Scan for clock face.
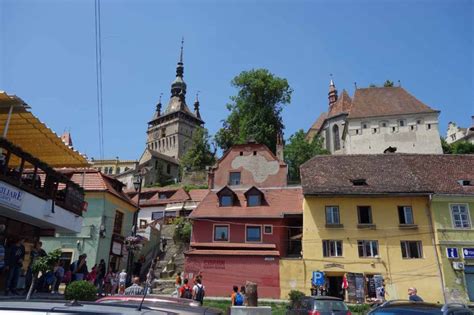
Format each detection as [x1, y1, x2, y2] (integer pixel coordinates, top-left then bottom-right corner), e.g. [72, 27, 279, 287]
[153, 131, 160, 140]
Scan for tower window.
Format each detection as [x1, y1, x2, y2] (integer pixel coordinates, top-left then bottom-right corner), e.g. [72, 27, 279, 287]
[333, 125, 340, 151]
[399, 120, 405, 127]
[427, 124, 431, 130]
[253, 151, 257, 156]
[229, 172, 241, 186]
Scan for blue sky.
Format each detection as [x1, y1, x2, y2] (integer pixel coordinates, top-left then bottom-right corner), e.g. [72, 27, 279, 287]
[1, 0, 472, 160]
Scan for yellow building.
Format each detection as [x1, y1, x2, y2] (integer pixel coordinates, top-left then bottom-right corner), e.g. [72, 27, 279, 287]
[281, 154, 447, 303]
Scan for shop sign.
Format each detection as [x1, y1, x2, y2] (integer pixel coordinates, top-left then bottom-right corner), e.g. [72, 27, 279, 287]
[112, 242, 122, 255]
[0, 182, 24, 210]
[203, 259, 225, 270]
[324, 263, 344, 269]
[446, 247, 459, 259]
[463, 248, 474, 259]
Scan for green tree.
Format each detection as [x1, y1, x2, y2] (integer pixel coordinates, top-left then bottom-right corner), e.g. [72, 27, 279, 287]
[26, 249, 61, 300]
[383, 80, 394, 87]
[215, 69, 293, 153]
[451, 141, 474, 154]
[284, 130, 329, 182]
[181, 127, 215, 171]
[441, 137, 452, 154]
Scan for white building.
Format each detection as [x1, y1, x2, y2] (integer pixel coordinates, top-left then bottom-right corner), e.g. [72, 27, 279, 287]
[307, 81, 443, 154]
[446, 117, 474, 144]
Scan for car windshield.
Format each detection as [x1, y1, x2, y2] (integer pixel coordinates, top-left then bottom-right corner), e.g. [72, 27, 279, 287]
[314, 300, 348, 311]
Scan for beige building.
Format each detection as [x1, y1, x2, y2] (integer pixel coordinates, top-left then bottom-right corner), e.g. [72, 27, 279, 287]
[446, 117, 474, 144]
[307, 81, 443, 154]
[90, 158, 138, 176]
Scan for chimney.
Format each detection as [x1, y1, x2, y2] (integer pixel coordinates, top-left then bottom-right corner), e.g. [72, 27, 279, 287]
[276, 132, 284, 161]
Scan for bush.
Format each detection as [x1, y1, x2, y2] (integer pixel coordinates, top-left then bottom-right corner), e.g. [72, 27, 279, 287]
[172, 217, 192, 243]
[288, 290, 305, 308]
[64, 280, 97, 301]
[349, 304, 371, 314]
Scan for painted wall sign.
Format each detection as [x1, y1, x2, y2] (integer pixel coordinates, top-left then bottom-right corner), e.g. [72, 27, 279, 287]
[446, 247, 459, 259]
[463, 248, 474, 259]
[203, 259, 225, 270]
[0, 181, 24, 210]
[324, 263, 344, 269]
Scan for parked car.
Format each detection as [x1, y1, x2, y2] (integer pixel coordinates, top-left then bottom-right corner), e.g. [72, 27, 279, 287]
[287, 296, 352, 315]
[96, 295, 222, 314]
[367, 300, 473, 315]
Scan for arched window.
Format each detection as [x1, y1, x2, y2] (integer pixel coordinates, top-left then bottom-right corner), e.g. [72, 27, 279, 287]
[333, 125, 340, 151]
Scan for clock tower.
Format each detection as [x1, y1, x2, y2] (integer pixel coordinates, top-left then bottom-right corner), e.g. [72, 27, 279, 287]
[146, 40, 204, 160]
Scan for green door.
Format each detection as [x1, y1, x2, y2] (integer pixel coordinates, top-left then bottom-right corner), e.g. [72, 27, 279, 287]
[465, 265, 474, 302]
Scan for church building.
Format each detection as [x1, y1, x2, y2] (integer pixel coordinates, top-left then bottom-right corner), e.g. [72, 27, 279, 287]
[306, 81, 443, 154]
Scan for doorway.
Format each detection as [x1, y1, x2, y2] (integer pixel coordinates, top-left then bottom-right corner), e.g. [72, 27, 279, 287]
[327, 276, 344, 298]
[465, 265, 474, 302]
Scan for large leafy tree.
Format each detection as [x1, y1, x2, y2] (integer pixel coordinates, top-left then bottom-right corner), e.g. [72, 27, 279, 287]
[441, 138, 474, 154]
[284, 129, 329, 182]
[215, 69, 293, 153]
[181, 127, 215, 171]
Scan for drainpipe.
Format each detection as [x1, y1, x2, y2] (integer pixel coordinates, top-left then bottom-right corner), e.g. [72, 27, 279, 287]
[427, 193, 447, 303]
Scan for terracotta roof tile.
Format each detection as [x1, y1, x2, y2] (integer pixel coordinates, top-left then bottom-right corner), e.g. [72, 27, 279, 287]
[328, 89, 352, 118]
[306, 112, 328, 140]
[189, 187, 302, 218]
[348, 87, 438, 119]
[188, 189, 210, 202]
[127, 187, 191, 206]
[301, 154, 474, 195]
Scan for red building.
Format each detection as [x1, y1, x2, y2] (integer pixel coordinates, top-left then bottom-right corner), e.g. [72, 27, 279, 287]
[185, 141, 302, 298]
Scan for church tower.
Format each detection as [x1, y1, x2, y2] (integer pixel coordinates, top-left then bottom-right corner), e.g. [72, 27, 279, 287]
[146, 39, 204, 160]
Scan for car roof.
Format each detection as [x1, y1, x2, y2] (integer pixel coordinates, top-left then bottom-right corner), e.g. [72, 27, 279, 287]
[303, 296, 345, 301]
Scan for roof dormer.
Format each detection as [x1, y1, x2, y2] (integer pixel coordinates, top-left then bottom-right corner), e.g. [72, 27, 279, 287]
[217, 186, 239, 207]
[244, 186, 266, 207]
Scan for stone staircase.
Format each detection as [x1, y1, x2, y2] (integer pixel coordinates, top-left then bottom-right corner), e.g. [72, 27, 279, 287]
[151, 224, 187, 295]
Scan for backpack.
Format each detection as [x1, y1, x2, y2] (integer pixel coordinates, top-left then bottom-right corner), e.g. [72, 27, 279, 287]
[182, 286, 193, 299]
[235, 293, 244, 306]
[194, 284, 205, 303]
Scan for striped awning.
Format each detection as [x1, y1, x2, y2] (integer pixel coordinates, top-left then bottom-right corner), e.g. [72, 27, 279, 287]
[0, 91, 89, 168]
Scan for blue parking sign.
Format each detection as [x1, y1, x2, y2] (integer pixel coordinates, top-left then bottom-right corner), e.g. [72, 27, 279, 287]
[446, 247, 459, 259]
[312, 271, 325, 286]
[463, 248, 474, 259]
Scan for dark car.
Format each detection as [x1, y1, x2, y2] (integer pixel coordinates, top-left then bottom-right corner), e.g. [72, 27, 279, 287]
[287, 296, 352, 315]
[367, 300, 473, 315]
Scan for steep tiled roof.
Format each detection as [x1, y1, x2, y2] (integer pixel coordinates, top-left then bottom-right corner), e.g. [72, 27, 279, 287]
[301, 154, 474, 195]
[127, 187, 191, 206]
[328, 89, 352, 118]
[190, 187, 302, 218]
[188, 189, 210, 202]
[348, 87, 438, 119]
[306, 112, 328, 140]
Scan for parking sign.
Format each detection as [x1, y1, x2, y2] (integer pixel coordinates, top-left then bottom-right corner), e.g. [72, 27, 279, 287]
[446, 247, 459, 259]
[312, 271, 325, 286]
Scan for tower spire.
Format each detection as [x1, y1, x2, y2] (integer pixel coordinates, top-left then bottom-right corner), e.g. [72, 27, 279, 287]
[194, 91, 201, 119]
[170, 38, 187, 100]
[328, 74, 338, 107]
[179, 37, 184, 64]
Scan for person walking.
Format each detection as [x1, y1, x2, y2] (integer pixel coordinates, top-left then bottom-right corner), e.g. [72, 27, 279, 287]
[179, 278, 193, 299]
[96, 259, 106, 295]
[4, 237, 25, 296]
[118, 269, 127, 295]
[70, 254, 88, 282]
[124, 277, 144, 295]
[25, 241, 46, 294]
[111, 270, 119, 295]
[231, 285, 244, 306]
[192, 277, 205, 306]
[408, 287, 423, 301]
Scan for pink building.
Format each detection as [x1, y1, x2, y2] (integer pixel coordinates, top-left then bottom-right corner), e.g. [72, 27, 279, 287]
[185, 142, 302, 298]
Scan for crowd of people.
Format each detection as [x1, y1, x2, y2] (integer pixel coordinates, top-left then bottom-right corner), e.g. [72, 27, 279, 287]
[173, 272, 206, 305]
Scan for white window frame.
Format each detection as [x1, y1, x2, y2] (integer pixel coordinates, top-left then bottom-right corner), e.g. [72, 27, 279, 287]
[245, 224, 262, 243]
[401, 241, 423, 259]
[322, 240, 343, 257]
[263, 225, 273, 235]
[213, 224, 230, 242]
[450, 203, 471, 229]
[325, 206, 340, 224]
[357, 240, 379, 258]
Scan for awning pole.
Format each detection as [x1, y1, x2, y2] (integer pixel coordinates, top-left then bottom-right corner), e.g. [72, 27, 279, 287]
[3, 105, 14, 138]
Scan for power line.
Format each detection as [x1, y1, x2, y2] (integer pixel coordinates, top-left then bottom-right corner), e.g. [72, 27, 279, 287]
[94, 0, 104, 159]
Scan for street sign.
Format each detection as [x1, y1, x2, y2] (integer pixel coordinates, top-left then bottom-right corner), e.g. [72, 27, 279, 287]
[463, 248, 474, 259]
[446, 247, 459, 259]
[312, 271, 325, 286]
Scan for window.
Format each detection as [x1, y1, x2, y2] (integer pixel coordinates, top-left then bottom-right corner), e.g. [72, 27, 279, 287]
[333, 125, 340, 151]
[401, 241, 423, 259]
[322, 240, 343, 257]
[381, 122, 387, 128]
[373, 128, 377, 133]
[416, 119, 422, 124]
[253, 151, 257, 156]
[451, 204, 471, 229]
[410, 125, 415, 131]
[151, 211, 164, 220]
[392, 126, 396, 132]
[214, 225, 229, 241]
[247, 194, 261, 207]
[399, 120, 405, 127]
[161, 128, 166, 137]
[362, 123, 368, 129]
[264, 225, 273, 234]
[159, 193, 167, 200]
[325, 206, 340, 224]
[104, 167, 109, 174]
[139, 219, 147, 228]
[246, 226, 262, 242]
[357, 206, 372, 224]
[356, 129, 359, 135]
[358, 240, 379, 257]
[220, 195, 233, 207]
[113, 211, 124, 235]
[97, 167, 102, 172]
[398, 206, 414, 224]
[427, 124, 431, 130]
[229, 172, 241, 185]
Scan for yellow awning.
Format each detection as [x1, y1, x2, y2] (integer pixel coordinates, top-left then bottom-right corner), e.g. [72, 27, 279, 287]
[0, 91, 89, 168]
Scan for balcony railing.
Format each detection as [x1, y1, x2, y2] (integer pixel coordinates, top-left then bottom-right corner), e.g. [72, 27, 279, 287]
[0, 137, 84, 216]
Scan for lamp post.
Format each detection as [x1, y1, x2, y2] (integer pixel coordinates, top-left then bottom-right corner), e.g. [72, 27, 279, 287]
[126, 172, 143, 284]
